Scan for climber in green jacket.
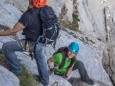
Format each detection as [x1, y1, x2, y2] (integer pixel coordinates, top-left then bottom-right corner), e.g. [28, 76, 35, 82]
[47, 42, 94, 85]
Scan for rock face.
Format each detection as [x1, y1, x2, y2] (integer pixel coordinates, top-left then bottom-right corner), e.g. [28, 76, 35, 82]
[0, 0, 115, 86]
[49, 75, 72, 86]
[0, 66, 20, 86]
[78, 0, 106, 40]
[68, 77, 109, 86]
[103, 48, 115, 85]
[5, 0, 29, 12]
[0, 1, 22, 28]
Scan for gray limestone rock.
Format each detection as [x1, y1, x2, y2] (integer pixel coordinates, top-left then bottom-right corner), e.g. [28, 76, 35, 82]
[68, 77, 109, 86]
[0, 0, 114, 86]
[0, 66, 19, 86]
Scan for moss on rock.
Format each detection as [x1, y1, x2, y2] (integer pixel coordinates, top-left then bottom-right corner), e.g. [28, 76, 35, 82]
[0, 50, 38, 86]
[59, 1, 80, 32]
[18, 65, 38, 86]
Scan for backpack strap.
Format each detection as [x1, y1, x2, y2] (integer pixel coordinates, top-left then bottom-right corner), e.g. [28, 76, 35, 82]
[68, 57, 76, 69]
[58, 51, 76, 69]
[59, 51, 67, 69]
[52, 24, 60, 49]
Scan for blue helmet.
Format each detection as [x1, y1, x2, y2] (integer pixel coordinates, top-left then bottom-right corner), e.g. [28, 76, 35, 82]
[68, 42, 79, 54]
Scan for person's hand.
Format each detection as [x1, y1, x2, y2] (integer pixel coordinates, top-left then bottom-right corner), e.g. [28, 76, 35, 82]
[50, 67, 55, 72]
[49, 66, 54, 71]
[62, 74, 68, 79]
[48, 67, 56, 75]
[50, 67, 58, 71]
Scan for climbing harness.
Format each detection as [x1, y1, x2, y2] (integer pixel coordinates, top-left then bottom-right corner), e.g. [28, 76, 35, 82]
[15, 35, 25, 51]
[15, 35, 35, 60]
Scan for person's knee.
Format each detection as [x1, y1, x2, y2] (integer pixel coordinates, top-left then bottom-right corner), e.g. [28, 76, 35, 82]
[77, 61, 84, 67]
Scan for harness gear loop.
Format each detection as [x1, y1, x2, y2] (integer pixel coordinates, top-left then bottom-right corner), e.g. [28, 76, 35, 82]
[15, 35, 25, 51]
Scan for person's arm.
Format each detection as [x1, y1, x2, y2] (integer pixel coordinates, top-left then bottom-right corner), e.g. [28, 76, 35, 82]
[63, 61, 75, 79]
[0, 11, 30, 36]
[0, 22, 25, 36]
[47, 57, 54, 70]
[64, 67, 73, 78]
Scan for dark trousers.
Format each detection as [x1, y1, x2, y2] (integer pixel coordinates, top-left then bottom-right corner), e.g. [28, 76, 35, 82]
[72, 60, 89, 81]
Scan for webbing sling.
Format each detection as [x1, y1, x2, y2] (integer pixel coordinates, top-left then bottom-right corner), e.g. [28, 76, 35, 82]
[59, 51, 66, 69]
[58, 51, 76, 69]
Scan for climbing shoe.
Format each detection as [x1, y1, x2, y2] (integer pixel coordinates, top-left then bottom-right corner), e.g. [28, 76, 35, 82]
[83, 78, 95, 85]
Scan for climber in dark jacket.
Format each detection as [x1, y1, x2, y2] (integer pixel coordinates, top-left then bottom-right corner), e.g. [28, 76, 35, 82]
[47, 42, 95, 85]
[0, 0, 49, 86]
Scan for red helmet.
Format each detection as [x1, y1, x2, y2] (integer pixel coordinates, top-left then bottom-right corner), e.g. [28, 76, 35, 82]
[31, 0, 47, 8]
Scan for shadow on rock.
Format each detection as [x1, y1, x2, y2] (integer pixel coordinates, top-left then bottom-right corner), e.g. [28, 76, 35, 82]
[0, 49, 10, 69]
[68, 77, 109, 86]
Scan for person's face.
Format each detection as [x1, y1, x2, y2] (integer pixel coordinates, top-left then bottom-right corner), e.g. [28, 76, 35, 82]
[67, 50, 76, 59]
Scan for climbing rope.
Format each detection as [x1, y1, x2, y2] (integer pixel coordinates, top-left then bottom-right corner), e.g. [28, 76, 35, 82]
[52, 81, 58, 86]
